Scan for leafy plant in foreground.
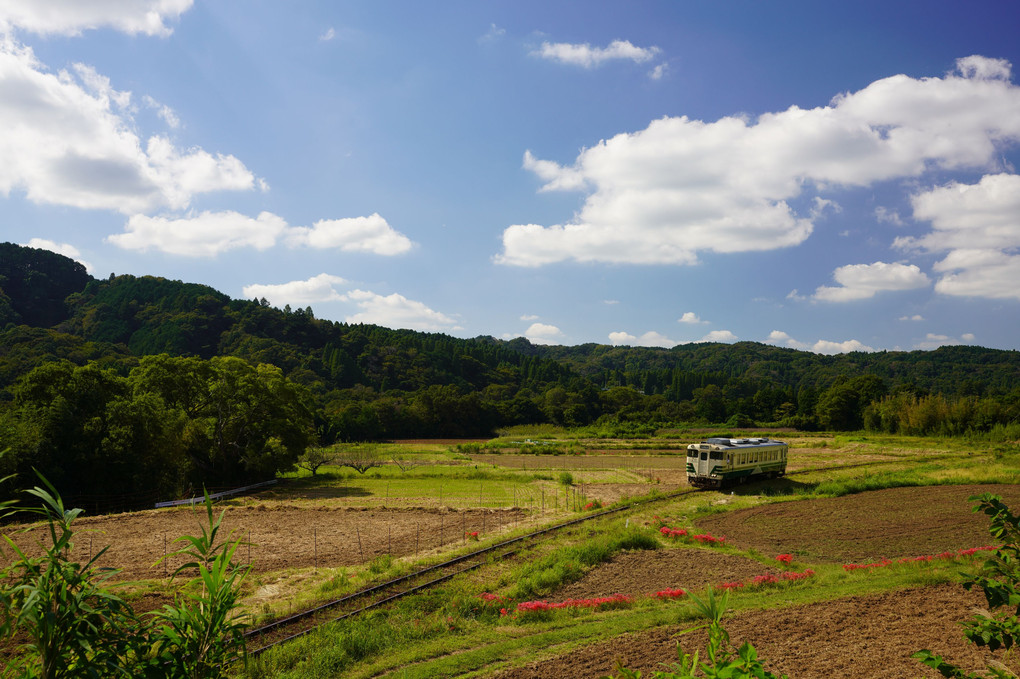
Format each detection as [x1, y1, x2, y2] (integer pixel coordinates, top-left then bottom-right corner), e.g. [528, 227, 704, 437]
[0, 474, 138, 678]
[602, 589, 786, 679]
[0, 474, 251, 678]
[142, 492, 252, 678]
[914, 493, 1020, 678]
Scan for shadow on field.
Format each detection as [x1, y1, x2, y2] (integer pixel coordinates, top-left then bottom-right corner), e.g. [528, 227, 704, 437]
[725, 477, 815, 498]
[255, 476, 375, 500]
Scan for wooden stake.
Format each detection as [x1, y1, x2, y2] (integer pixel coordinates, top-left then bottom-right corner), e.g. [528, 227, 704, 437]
[357, 525, 364, 562]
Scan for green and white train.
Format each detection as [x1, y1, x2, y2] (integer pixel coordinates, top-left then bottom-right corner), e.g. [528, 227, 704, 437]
[686, 437, 788, 489]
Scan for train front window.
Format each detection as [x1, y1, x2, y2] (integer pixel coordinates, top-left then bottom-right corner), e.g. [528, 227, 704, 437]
[710, 451, 723, 460]
[687, 449, 698, 458]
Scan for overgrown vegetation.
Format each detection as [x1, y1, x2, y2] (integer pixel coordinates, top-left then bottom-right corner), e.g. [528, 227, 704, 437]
[0, 476, 250, 678]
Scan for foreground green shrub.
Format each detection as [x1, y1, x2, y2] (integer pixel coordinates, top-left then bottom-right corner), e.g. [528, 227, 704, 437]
[0, 476, 137, 677]
[0, 475, 250, 678]
[914, 493, 1020, 678]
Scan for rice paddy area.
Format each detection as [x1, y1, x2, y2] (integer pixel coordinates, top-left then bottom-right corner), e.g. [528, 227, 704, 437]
[4, 428, 1020, 678]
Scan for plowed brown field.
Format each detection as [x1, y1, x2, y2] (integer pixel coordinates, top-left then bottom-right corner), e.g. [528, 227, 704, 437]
[494, 484, 1020, 678]
[1, 504, 525, 580]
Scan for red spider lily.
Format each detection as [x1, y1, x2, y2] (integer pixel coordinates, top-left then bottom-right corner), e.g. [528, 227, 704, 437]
[780, 569, 815, 580]
[691, 533, 726, 545]
[718, 581, 744, 590]
[659, 526, 726, 545]
[654, 587, 687, 599]
[479, 592, 504, 603]
[776, 553, 793, 565]
[515, 594, 632, 614]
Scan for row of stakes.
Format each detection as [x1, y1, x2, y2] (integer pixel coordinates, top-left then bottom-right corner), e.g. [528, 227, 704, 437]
[144, 482, 592, 576]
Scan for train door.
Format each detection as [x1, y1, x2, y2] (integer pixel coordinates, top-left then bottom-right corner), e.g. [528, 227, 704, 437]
[695, 444, 713, 478]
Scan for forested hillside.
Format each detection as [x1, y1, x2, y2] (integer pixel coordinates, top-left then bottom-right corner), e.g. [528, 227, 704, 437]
[1, 242, 1018, 507]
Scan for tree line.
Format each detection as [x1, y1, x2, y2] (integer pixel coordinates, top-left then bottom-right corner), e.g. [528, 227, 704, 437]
[1, 242, 1019, 503]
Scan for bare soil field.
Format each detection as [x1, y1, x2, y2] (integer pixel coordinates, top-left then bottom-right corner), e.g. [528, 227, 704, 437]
[492, 484, 1020, 678]
[495, 584, 1006, 679]
[1, 504, 526, 580]
[695, 484, 1020, 562]
[555, 548, 778, 600]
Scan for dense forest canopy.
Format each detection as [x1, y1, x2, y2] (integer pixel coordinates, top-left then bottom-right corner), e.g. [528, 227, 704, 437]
[1, 242, 1018, 507]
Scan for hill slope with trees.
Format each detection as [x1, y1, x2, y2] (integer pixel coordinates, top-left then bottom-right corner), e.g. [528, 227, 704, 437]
[1, 242, 1018, 506]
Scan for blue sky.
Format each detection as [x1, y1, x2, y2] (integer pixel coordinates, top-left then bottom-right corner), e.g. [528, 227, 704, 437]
[2, 1, 1019, 353]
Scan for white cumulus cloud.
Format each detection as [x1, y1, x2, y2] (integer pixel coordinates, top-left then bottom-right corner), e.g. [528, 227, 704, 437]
[287, 213, 413, 255]
[108, 210, 412, 257]
[0, 0, 193, 37]
[932, 249, 1020, 300]
[342, 290, 460, 332]
[765, 330, 873, 354]
[242, 274, 348, 306]
[812, 339, 875, 354]
[110, 211, 288, 256]
[531, 39, 660, 68]
[914, 332, 977, 350]
[608, 331, 678, 348]
[813, 262, 930, 302]
[700, 330, 737, 343]
[0, 37, 256, 214]
[765, 330, 809, 350]
[896, 173, 1020, 300]
[678, 312, 707, 324]
[525, 323, 564, 345]
[497, 56, 1020, 267]
[21, 238, 92, 272]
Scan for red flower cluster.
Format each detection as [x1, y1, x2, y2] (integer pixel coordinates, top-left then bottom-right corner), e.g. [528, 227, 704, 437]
[659, 526, 727, 545]
[478, 592, 505, 603]
[660, 526, 688, 538]
[583, 501, 602, 511]
[844, 545, 999, 571]
[776, 553, 793, 565]
[717, 569, 816, 590]
[654, 587, 687, 599]
[692, 533, 726, 545]
[465, 531, 479, 540]
[515, 594, 632, 614]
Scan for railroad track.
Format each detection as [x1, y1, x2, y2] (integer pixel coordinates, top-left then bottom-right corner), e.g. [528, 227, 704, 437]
[244, 456, 934, 656]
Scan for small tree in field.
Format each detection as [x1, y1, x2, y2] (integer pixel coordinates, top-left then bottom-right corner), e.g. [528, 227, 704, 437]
[295, 447, 333, 476]
[915, 493, 1020, 678]
[334, 443, 383, 474]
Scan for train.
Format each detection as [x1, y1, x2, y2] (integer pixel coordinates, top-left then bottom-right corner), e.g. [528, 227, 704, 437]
[686, 437, 788, 489]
